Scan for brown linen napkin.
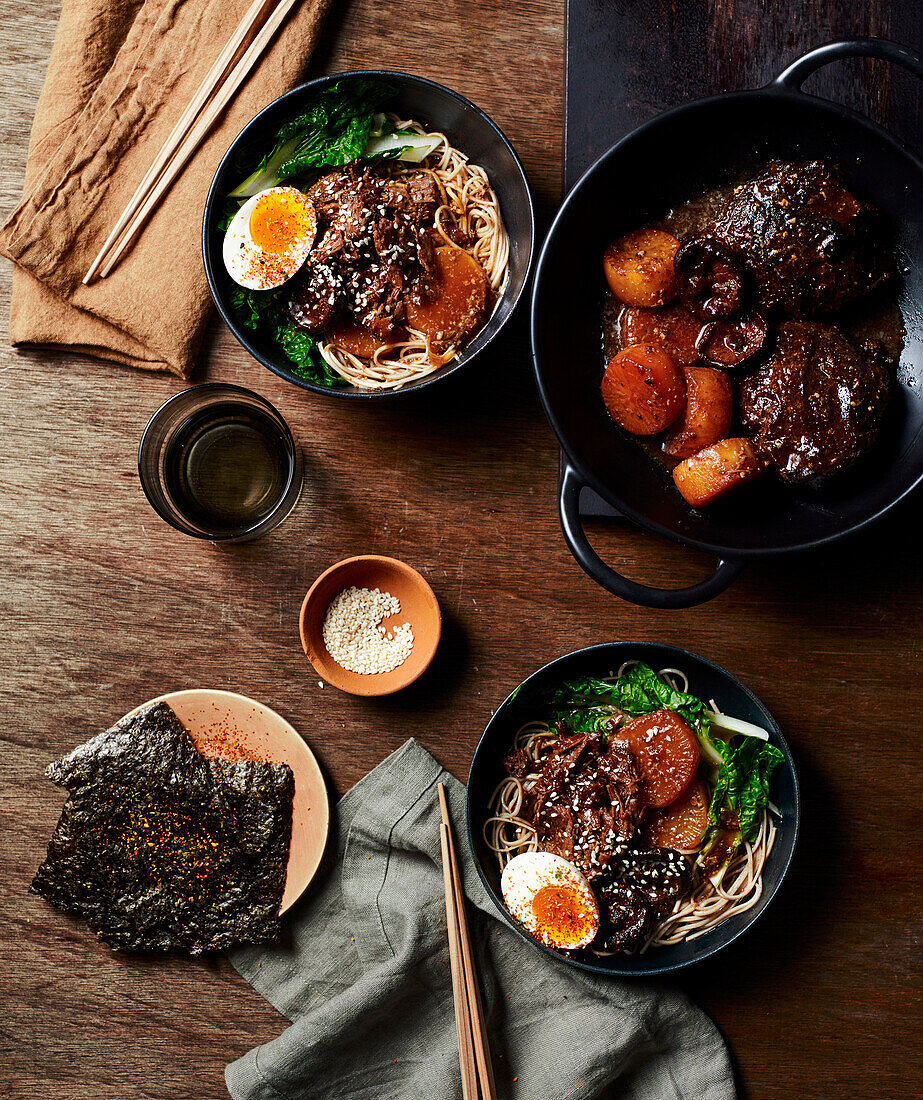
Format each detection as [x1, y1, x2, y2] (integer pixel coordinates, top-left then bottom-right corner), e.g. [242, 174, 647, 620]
[0, 0, 334, 376]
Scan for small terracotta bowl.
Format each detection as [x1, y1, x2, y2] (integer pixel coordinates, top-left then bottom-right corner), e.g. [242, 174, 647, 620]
[299, 556, 441, 696]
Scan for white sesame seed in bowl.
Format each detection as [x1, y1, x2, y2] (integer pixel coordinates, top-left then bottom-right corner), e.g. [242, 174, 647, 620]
[321, 586, 414, 675]
[299, 555, 441, 696]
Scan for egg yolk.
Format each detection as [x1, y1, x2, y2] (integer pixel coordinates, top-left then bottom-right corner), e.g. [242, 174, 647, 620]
[249, 192, 313, 256]
[531, 884, 597, 947]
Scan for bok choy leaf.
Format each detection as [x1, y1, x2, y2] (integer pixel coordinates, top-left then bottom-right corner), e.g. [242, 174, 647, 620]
[707, 736, 784, 841]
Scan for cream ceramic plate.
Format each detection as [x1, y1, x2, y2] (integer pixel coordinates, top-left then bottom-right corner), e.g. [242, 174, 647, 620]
[123, 689, 329, 913]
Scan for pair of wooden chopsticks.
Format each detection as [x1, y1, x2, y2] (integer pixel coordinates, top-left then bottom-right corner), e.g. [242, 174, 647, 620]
[83, 0, 299, 284]
[437, 783, 496, 1100]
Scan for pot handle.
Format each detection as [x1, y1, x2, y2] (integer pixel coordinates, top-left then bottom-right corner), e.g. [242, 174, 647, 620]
[558, 463, 744, 609]
[773, 37, 923, 91]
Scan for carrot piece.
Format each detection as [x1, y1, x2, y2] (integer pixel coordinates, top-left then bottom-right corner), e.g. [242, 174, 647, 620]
[672, 437, 765, 507]
[405, 246, 487, 342]
[663, 365, 734, 459]
[601, 344, 686, 435]
[642, 779, 709, 849]
[620, 709, 700, 808]
[604, 229, 680, 307]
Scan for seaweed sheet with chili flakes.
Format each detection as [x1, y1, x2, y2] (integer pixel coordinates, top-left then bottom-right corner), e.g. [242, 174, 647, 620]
[31, 701, 294, 954]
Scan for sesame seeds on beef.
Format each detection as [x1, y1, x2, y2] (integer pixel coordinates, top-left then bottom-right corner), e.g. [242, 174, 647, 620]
[286, 164, 443, 339]
[595, 846, 693, 952]
[514, 730, 643, 881]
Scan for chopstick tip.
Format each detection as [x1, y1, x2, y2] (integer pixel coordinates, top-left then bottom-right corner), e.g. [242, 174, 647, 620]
[437, 781, 450, 823]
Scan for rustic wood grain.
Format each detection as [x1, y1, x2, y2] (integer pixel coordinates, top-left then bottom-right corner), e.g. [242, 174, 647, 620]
[0, 1, 921, 1098]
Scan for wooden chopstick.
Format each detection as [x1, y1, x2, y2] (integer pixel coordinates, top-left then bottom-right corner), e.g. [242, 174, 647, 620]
[440, 821, 478, 1100]
[87, 0, 303, 282]
[82, 0, 278, 284]
[94, 0, 303, 279]
[438, 782, 497, 1100]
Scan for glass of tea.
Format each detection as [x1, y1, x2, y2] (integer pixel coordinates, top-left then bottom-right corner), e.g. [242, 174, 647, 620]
[138, 384, 303, 542]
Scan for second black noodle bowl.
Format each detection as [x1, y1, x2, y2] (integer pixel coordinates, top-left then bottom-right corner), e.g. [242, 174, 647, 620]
[466, 642, 800, 977]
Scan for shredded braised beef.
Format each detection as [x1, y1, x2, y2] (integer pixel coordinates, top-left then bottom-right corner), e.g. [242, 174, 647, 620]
[285, 164, 440, 339]
[506, 727, 643, 880]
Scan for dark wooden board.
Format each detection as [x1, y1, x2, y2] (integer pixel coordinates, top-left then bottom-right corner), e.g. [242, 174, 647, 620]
[1, 1, 921, 1098]
[565, 0, 923, 188]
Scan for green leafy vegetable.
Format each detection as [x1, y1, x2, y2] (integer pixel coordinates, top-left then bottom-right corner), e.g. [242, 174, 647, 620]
[228, 79, 396, 197]
[708, 711, 770, 741]
[608, 663, 711, 730]
[565, 707, 619, 736]
[229, 286, 278, 331]
[699, 825, 742, 888]
[707, 737, 784, 841]
[541, 676, 623, 734]
[272, 320, 342, 387]
[281, 112, 374, 176]
[226, 288, 343, 388]
[229, 138, 301, 199]
[363, 131, 441, 162]
[544, 675, 624, 716]
[216, 199, 239, 232]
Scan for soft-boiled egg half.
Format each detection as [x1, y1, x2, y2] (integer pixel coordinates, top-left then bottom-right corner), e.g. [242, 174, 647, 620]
[223, 186, 317, 290]
[500, 851, 599, 950]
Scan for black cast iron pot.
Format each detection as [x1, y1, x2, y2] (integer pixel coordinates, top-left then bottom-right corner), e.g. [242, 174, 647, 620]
[532, 39, 923, 608]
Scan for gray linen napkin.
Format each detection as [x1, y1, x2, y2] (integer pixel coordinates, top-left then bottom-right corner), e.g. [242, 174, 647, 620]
[226, 739, 736, 1100]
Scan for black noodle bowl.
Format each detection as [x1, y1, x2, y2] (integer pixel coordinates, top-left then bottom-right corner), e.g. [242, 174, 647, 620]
[203, 70, 534, 400]
[466, 642, 800, 976]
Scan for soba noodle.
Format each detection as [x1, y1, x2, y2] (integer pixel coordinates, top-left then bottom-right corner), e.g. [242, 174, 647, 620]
[318, 117, 510, 390]
[484, 665, 779, 954]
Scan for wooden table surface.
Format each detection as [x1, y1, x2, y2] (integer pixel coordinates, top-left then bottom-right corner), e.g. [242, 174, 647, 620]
[1, 1, 921, 1097]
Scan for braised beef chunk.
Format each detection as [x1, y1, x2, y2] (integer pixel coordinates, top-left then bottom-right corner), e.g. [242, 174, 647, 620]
[350, 263, 406, 337]
[286, 261, 343, 332]
[594, 883, 653, 951]
[289, 165, 443, 340]
[381, 172, 439, 225]
[704, 160, 892, 317]
[515, 731, 643, 879]
[501, 746, 533, 780]
[739, 320, 891, 481]
[435, 222, 476, 250]
[595, 847, 692, 952]
[306, 169, 353, 218]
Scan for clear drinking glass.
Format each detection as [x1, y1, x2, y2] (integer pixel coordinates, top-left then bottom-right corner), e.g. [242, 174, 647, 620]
[138, 384, 303, 542]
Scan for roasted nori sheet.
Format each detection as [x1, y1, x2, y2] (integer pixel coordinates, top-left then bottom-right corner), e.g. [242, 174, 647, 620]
[31, 701, 294, 954]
